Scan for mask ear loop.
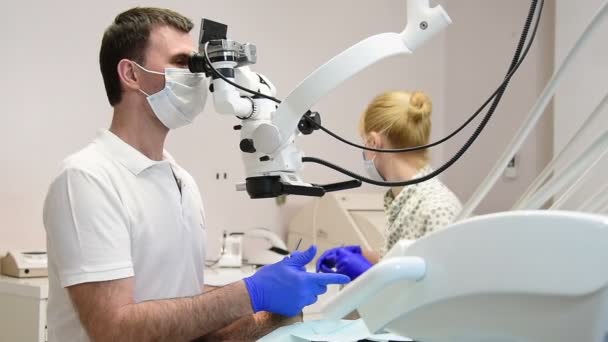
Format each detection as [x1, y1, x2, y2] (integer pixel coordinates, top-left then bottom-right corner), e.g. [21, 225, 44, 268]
[363, 135, 381, 161]
[132, 61, 165, 98]
[138, 89, 151, 97]
[132, 62, 165, 75]
[365, 131, 393, 181]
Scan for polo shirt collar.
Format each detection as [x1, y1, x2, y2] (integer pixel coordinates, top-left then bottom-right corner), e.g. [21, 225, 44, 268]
[96, 129, 172, 175]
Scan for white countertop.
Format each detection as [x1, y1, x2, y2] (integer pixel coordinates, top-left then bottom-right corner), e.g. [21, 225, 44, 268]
[0, 266, 256, 301]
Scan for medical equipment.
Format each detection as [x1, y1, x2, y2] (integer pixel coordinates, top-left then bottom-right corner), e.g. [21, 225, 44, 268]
[216, 232, 244, 268]
[189, 0, 548, 202]
[184, 0, 607, 339]
[190, 0, 456, 198]
[319, 210, 608, 341]
[1, 251, 47, 278]
[213, 228, 288, 267]
[242, 228, 289, 266]
[287, 192, 387, 262]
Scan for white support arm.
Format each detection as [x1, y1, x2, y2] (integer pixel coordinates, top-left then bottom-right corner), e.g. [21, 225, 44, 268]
[210, 64, 276, 118]
[321, 256, 426, 320]
[458, 0, 608, 219]
[578, 182, 608, 213]
[522, 132, 608, 210]
[252, 1, 451, 154]
[210, 61, 255, 117]
[550, 166, 597, 210]
[212, 79, 254, 117]
[514, 90, 608, 210]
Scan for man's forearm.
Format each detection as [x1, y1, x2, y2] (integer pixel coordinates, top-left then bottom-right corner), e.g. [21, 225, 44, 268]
[112, 281, 253, 341]
[199, 311, 302, 342]
[203, 285, 219, 293]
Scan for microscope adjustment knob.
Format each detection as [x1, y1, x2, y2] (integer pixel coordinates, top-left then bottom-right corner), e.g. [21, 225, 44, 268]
[240, 139, 256, 153]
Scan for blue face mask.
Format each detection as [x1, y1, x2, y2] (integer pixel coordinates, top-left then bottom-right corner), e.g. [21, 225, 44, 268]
[362, 151, 385, 182]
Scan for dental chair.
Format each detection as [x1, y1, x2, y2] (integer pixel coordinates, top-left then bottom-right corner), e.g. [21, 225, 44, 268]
[320, 210, 608, 341]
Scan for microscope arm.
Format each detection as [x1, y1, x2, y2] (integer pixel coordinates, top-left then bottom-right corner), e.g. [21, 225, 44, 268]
[252, 0, 451, 154]
[198, 0, 451, 198]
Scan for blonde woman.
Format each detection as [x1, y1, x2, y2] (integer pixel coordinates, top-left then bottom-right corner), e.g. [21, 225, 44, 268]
[316, 90, 462, 279]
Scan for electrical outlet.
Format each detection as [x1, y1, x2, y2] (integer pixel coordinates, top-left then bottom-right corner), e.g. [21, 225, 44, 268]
[504, 155, 518, 179]
[275, 195, 287, 206]
[215, 171, 229, 181]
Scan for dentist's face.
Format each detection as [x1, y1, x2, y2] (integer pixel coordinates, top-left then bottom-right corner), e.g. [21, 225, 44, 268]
[133, 25, 196, 96]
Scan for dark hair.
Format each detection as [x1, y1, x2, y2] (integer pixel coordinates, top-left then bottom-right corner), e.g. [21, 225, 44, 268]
[99, 7, 194, 106]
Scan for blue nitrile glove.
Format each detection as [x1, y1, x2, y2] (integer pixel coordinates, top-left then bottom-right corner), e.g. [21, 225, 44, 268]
[316, 245, 372, 280]
[243, 245, 350, 317]
[334, 248, 373, 280]
[316, 245, 364, 273]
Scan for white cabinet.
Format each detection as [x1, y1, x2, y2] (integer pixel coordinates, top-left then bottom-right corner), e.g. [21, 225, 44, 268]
[0, 275, 48, 342]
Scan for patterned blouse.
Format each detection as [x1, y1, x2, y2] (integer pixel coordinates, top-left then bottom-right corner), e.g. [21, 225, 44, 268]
[381, 165, 462, 255]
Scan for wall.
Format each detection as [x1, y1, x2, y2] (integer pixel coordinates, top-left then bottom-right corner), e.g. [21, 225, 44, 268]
[442, 0, 555, 215]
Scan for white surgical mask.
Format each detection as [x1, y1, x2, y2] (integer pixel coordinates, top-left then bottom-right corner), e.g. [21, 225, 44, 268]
[134, 62, 208, 129]
[362, 151, 385, 182]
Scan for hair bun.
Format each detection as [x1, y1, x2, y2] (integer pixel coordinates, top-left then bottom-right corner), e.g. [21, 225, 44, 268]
[409, 91, 432, 122]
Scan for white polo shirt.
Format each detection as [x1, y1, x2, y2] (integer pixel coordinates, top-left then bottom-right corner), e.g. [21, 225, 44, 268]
[43, 130, 206, 342]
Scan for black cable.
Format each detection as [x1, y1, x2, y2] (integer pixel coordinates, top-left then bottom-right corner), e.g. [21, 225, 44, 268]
[307, 0, 541, 154]
[303, 156, 438, 186]
[303, 0, 544, 187]
[202, 42, 282, 104]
